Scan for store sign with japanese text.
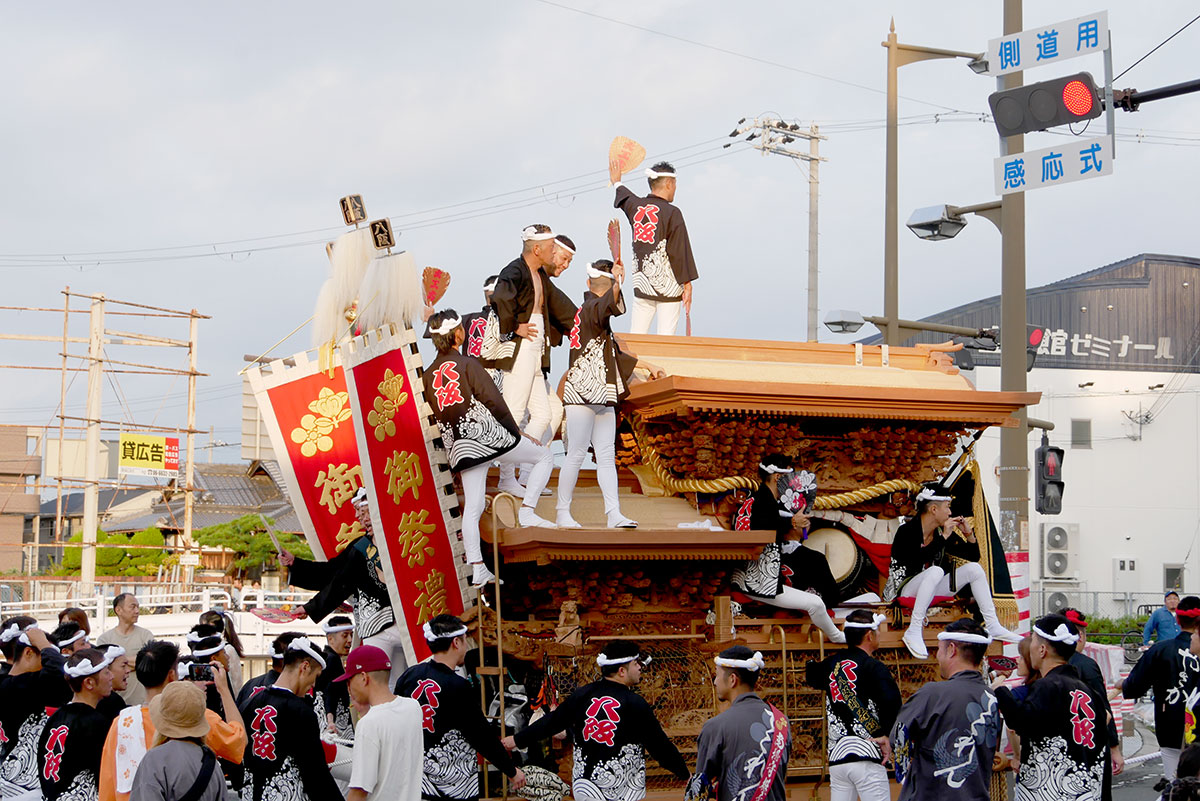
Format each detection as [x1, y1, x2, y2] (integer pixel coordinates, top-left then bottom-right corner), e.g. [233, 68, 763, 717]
[343, 333, 465, 664]
[117, 433, 179, 479]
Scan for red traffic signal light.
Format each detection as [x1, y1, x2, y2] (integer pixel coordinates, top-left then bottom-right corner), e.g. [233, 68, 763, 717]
[989, 72, 1104, 137]
[1035, 435, 1065, 515]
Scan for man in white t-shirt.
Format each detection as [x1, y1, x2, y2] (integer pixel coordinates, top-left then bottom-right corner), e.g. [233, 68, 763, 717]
[336, 644, 423, 801]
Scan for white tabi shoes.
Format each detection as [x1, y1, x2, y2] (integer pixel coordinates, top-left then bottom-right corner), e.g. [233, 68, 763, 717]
[518, 506, 556, 528]
[556, 512, 582, 529]
[607, 513, 638, 529]
[902, 626, 929, 659]
[471, 563, 500, 587]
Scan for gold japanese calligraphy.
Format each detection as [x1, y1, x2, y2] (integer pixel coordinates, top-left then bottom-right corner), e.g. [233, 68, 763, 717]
[412, 567, 448, 624]
[396, 509, 436, 568]
[384, 450, 423, 503]
[334, 520, 367, 553]
[367, 369, 409, 441]
[314, 463, 364, 515]
[289, 387, 352, 457]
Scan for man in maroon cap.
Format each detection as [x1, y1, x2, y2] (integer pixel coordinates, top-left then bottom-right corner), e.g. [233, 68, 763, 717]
[337, 645, 423, 801]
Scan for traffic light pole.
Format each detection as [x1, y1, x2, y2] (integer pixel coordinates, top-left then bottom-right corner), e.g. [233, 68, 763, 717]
[998, 0, 1031, 636]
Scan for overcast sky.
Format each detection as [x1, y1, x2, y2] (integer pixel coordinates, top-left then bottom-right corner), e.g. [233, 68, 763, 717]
[3, 1, 1198, 471]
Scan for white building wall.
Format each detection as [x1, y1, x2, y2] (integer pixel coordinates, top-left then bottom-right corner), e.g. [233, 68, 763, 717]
[968, 363, 1200, 596]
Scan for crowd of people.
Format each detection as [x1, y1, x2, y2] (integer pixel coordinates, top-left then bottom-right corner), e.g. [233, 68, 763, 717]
[4, 588, 1200, 801]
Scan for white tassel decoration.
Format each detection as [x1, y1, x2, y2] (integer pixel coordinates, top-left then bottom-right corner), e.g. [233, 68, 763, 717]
[311, 278, 341, 347]
[330, 228, 375, 327]
[357, 251, 422, 333]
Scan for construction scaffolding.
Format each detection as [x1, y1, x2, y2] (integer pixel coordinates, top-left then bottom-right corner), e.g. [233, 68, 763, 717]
[0, 288, 208, 591]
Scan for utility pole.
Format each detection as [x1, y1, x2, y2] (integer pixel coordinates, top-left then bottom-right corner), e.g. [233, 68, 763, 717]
[80, 295, 104, 595]
[184, 311, 199, 586]
[997, 0, 1031, 634]
[728, 118, 827, 340]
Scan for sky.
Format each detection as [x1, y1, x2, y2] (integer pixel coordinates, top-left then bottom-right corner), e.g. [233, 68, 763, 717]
[2, 1, 1198, 476]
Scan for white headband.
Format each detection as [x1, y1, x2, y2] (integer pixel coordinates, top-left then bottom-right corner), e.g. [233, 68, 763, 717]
[0, 622, 30, 643]
[586, 262, 613, 280]
[57, 629, 87, 649]
[937, 631, 993, 645]
[645, 167, 676, 179]
[323, 621, 355, 634]
[288, 637, 327, 669]
[596, 653, 638, 667]
[759, 463, 793, 474]
[423, 621, 468, 641]
[916, 488, 952, 503]
[190, 639, 225, 658]
[715, 652, 765, 671]
[844, 614, 888, 631]
[430, 315, 462, 336]
[103, 644, 126, 660]
[483, 279, 498, 293]
[521, 226, 555, 242]
[64, 655, 111, 679]
[271, 650, 284, 660]
[1033, 623, 1080, 645]
[352, 487, 369, 506]
[555, 238, 576, 254]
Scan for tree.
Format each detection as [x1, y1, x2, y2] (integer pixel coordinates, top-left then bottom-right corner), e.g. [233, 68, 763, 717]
[192, 515, 312, 573]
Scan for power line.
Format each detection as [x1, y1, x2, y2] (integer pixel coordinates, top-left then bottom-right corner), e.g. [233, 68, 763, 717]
[528, 0, 970, 113]
[1114, 11, 1200, 82]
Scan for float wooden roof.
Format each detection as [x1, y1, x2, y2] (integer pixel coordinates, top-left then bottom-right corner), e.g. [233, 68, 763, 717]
[618, 334, 1040, 427]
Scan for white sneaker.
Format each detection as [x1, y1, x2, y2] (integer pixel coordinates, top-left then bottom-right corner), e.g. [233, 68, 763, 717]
[518, 507, 556, 528]
[986, 621, 1023, 643]
[556, 512, 582, 529]
[903, 628, 929, 659]
[607, 513, 638, 529]
[471, 563, 498, 586]
[497, 479, 525, 496]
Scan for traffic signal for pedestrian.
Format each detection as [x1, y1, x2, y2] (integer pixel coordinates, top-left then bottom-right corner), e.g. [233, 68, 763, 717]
[1027, 325, 1048, 371]
[989, 72, 1104, 137]
[1034, 434, 1065, 515]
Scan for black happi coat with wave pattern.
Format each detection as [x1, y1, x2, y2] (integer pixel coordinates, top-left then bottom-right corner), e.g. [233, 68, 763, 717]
[423, 350, 520, 473]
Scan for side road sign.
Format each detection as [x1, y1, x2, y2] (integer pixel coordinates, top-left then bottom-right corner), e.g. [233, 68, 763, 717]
[994, 136, 1113, 195]
[985, 11, 1109, 77]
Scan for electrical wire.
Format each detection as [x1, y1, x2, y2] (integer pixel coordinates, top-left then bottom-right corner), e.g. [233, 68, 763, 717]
[1114, 12, 1200, 83]
[528, 0, 973, 113]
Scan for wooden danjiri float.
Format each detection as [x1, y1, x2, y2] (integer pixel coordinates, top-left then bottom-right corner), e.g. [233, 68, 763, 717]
[244, 196, 1040, 798]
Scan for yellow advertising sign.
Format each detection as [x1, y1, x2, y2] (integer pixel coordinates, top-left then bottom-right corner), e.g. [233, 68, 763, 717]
[117, 433, 180, 479]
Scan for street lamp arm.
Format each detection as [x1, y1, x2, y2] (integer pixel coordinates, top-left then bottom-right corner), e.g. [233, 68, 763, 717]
[948, 200, 1002, 233]
[863, 315, 994, 339]
[884, 42, 985, 67]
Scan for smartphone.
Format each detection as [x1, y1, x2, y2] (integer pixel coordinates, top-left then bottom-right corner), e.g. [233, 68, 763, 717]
[188, 663, 216, 682]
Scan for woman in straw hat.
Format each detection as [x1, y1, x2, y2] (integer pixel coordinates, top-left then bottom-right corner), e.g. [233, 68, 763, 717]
[129, 682, 226, 801]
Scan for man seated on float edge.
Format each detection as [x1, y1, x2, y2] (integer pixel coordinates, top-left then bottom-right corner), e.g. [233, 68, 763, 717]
[100, 639, 246, 801]
[883, 482, 1020, 659]
[424, 308, 556, 586]
[729, 454, 844, 643]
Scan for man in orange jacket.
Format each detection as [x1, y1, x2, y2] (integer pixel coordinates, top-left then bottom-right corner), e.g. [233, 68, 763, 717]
[99, 639, 246, 801]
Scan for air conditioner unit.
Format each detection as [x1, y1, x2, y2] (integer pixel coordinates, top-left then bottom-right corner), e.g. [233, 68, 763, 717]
[1041, 582, 1087, 616]
[1041, 523, 1080, 581]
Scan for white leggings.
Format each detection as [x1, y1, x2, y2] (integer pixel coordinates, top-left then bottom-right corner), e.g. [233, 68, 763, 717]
[763, 586, 842, 641]
[900, 562, 1001, 628]
[459, 438, 553, 562]
[629, 295, 681, 336]
[557, 404, 619, 516]
[500, 313, 550, 439]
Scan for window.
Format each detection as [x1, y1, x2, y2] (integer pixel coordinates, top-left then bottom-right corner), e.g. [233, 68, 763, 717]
[1165, 564, 1185, 593]
[1070, 418, 1092, 449]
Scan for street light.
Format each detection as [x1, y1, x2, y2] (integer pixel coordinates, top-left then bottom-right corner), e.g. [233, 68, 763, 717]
[823, 310, 866, 334]
[882, 20, 983, 346]
[905, 200, 1002, 241]
[824, 308, 996, 341]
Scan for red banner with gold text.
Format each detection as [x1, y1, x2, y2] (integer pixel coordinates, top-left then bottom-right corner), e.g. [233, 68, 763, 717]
[246, 355, 365, 561]
[342, 328, 466, 664]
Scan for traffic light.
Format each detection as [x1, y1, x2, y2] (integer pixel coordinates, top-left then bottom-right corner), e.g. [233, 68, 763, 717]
[1034, 434, 1065, 515]
[988, 72, 1104, 137]
[1027, 325, 1049, 372]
